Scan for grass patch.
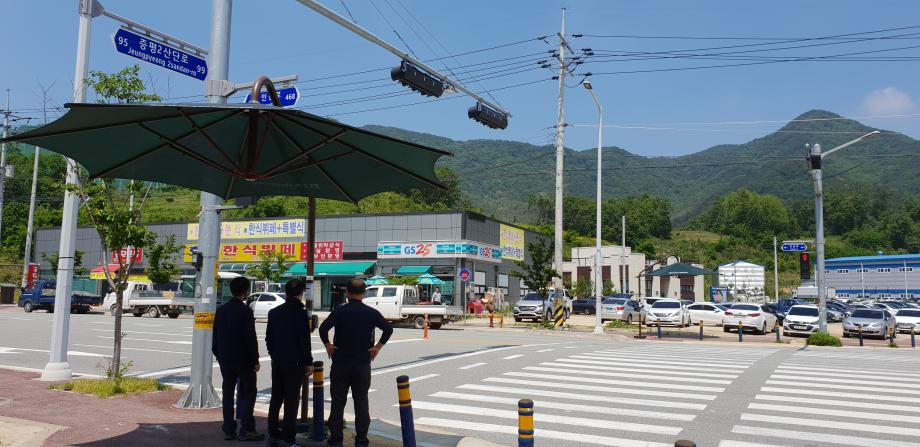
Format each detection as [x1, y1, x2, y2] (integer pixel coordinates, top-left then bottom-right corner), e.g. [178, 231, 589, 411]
[806, 331, 842, 347]
[49, 377, 170, 398]
[604, 320, 635, 329]
[888, 340, 898, 348]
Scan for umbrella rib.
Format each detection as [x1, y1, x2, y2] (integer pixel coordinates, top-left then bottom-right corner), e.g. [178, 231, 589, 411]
[8, 107, 219, 141]
[263, 121, 355, 202]
[137, 123, 236, 176]
[89, 110, 243, 179]
[277, 114, 444, 190]
[177, 108, 237, 168]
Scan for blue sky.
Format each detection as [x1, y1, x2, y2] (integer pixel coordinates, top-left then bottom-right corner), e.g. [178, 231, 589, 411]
[4, 0, 920, 156]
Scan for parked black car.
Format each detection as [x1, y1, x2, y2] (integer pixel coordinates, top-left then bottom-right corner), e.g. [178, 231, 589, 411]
[572, 297, 599, 315]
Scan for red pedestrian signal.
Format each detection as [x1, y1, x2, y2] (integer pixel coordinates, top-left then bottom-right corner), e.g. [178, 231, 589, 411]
[800, 253, 811, 280]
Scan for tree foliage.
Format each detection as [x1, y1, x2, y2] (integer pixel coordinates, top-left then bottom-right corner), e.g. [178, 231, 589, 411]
[689, 189, 792, 242]
[40, 250, 86, 276]
[572, 280, 593, 299]
[245, 250, 292, 283]
[87, 65, 162, 104]
[145, 235, 181, 286]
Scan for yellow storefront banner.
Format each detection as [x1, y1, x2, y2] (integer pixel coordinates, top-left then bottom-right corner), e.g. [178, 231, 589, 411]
[186, 219, 305, 241]
[184, 242, 301, 263]
[194, 312, 215, 330]
[500, 224, 525, 262]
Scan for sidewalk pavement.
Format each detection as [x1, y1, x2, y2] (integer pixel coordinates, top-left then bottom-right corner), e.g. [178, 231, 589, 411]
[0, 369, 500, 447]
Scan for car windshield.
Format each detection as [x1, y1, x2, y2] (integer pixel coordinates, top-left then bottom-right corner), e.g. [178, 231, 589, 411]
[897, 309, 920, 317]
[522, 293, 544, 301]
[603, 298, 627, 305]
[652, 301, 680, 309]
[882, 301, 907, 308]
[733, 304, 759, 311]
[788, 307, 819, 316]
[851, 309, 884, 319]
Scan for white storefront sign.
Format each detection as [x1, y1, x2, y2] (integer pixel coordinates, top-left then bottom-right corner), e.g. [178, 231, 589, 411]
[377, 240, 503, 264]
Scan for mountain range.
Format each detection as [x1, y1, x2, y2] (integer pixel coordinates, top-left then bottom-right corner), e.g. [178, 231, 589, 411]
[365, 110, 920, 224]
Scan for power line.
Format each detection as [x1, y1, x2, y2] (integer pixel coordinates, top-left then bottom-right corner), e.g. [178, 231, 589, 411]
[568, 112, 920, 128]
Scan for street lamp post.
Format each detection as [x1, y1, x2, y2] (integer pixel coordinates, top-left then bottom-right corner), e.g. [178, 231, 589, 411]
[807, 130, 880, 332]
[583, 81, 604, 335]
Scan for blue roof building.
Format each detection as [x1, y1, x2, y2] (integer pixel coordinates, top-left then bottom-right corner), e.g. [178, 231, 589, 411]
[825, 253, 920, 299]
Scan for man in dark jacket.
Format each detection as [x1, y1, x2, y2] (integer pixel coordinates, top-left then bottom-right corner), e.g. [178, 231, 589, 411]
[320, 278, 393, 447]
[212, 276, 263, 441]
[266, 278, 313, 445]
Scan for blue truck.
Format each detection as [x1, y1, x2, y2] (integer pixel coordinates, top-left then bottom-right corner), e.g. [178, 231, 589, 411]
[19, 280, 102, 314]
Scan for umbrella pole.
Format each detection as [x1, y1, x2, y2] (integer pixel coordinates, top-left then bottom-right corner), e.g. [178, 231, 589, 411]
[307, 196, 316, 294]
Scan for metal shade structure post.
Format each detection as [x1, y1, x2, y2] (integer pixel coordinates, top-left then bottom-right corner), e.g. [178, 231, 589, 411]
[583, 81, 604, 335]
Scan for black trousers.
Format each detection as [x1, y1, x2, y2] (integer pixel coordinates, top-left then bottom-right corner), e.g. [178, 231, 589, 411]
[267, 362, 305, 443]
[219, 362, 257, 435]
[328, 362, 372, 445]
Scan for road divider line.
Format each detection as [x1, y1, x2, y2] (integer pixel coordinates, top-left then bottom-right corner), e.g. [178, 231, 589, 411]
[748, 402, 920, 423]
[536, 349, 554, 352]
[97, 336, 192, 345]
[415, 417, 672, 447]
[488, 376, 718, 400]
[458, 384, 707, 410]
[459, 362, 486, 370]
[91, 328, 192, 337]
[410, 374, 439, 383]
[732, 425, 918, 447]
[740, 413, 920, 437]
[73, 343, 189, 355]
[501, 354, 523, 360]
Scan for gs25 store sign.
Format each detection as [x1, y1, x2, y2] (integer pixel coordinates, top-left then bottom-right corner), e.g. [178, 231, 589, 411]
[377, 241, 503, 263]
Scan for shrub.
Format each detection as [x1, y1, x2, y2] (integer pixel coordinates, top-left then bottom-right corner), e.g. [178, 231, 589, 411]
[806, 332, 842, 347]
[50, 377, 169, 398]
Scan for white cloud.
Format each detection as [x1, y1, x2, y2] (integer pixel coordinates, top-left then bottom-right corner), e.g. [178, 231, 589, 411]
[862, 87, 916, 115]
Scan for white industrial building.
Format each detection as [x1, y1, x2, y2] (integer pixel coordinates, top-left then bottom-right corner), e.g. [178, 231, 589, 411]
[718, 260, 766, 299]
[825, 253, 920, 300]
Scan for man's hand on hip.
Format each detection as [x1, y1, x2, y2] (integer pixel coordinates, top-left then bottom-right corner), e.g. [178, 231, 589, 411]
[369, 343, 384, 362]
[325, 343, 337, 358]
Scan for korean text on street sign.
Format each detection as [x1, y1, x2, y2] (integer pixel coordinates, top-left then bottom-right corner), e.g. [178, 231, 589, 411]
[113, 28, 207, 81]
[781, 242, 809, 252]
[245, 86, 300, 108]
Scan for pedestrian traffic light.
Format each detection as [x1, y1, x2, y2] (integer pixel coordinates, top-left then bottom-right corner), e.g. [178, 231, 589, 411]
[390, 61, 444, 98]
[468, 102, 509, 130]
[800, 252, 811, 280]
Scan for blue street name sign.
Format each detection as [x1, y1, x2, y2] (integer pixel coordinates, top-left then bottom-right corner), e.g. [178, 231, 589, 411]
[113, 28, 207, 81]
[781, 242, 808, 252]
[245, 86, 300, 108]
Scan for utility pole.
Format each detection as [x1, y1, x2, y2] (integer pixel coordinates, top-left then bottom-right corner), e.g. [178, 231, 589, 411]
[23, 85, 53, 287]
[621, 215, 626, 293]
[773, 237, 779, 302]
[0, 92, 10, 240]
[552, 8, 573, 305]
[177, 0, 231, 408]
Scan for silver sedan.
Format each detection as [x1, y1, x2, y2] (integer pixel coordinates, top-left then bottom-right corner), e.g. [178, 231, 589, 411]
[599, 298, 645, 324]
[842, 308, 897, 339]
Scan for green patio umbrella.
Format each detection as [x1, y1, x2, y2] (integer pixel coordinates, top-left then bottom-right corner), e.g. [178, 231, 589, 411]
[366, 275, 389, 285]
[2, 102, 450, 200]
[417, 273, 446, 285]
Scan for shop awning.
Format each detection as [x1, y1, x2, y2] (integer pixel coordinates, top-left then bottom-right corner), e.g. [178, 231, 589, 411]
[642, 263, 717, 277]
[89, 264, 149, 282]
[285, 261, 375, 277]
[395, 265, 432, 275]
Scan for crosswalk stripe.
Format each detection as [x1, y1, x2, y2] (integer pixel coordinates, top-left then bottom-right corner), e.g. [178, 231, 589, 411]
[415, 417, 673, 447]
[748, 402, 920, 424]
[740, 413, 920, 437]
[520, 366, 729, 389]
[430, 391, 697, 422]
[765, 380, 919, 396]
[760, 386, 919, 404]
[459, 362, 486, 370]
[502, 354, 524, 360]
[775, 365, 917, 379]
[536, 348, 554, 352]
[780, 363, 919, 376]
[717, 441, 792, 447]
[557, 357, 738, 374]
[770, 374, 920, 390]
[409, 400, 683, 435]
[546, 360, 739, 379]
[486, 376, 717, 401]
[458, 384, 707, 410]
[755, 394, 920, 413]
[594, 349, 765, 361]
[732, 425, 918, 447]
[573, 354, 749, 369]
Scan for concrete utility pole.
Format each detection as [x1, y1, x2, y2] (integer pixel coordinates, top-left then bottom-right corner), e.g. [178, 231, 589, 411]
[177, 0, 231, 409]
[42, 0, 95, 382]
[0, 93, 9, 239]
[621, 215, 626, 293]
[21, 85, 52, 288]
[773, 237, 779, 302]
[552, 9, 573, 303]
[582, 81, 603, 334]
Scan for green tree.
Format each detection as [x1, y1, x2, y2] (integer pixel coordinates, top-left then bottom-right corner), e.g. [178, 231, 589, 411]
[386, 275, 419, 285]
[602, 279, 616, 296]
[145, 235, 181, 286]
[510, 238, 559, 323]
[245, 250, 292, 283]
[86, 65, 162, 104]
[40, 250, 86, 276]
[692, 189, 791, 241]
[572, 280, 593, 299]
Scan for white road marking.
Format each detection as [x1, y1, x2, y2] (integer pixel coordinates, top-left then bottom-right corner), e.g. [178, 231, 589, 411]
[430, 391, 696, 421]
[771, 373, 920, 389]
[776, 364, 917, 378]
[501, 354, 523, 360]
[459, 362, 486, 370]
[581, 353, 750, 369]
[535, 348, 553, 353]
[0, 364, 100, 377]
[765, 380, 918, 395]
[458, 384, 707, 410]
[513, 369, 726, 392]
[760, 386, 918, 404]
[775, 367, 918, 381]
[73, 344, 189, 356]
[557, 357, 736, 373]
[740, 413, 920, 437]
[409, 400, 682, 435]
[748, 402, 920, 423]
[754, 394, 920, 413]
[97, 336, 192, 345]
[416, 417, 672, 447]
[91, 328, 191, 337]
[547, 360, 739, 379]
[411, 374, 439, 383]
[367, 344, 549, 377]
[717, 441, 792, 447]
[539, 363, 736, 383]
[0, 346, 108, 357]
[88, 321, 110, 325]
[486, 376, 717, 401]
[135, 323, 164, 327]
[732, 425, 918, 447]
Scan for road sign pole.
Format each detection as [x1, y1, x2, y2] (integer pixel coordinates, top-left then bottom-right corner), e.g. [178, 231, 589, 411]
[811, 144, 828, 333]
[177, 0, 230, 409]
[773, 237, 779, 302]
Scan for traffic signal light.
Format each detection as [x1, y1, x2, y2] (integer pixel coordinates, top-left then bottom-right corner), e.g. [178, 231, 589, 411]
[800, 252, 811, 280]
[390, 61, 444, 98]
[468, 102, 509, 130]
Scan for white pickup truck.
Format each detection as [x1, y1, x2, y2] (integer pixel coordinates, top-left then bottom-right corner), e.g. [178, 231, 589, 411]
[103, 280, 195, 319]
[363, 285, 462, 330]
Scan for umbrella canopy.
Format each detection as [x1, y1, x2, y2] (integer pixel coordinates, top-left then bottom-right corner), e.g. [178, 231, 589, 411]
[642, 263, 717, 277]
[3, 102, 450, 201]
[366, 275, 389, 285]
[417, 273, 446, 285]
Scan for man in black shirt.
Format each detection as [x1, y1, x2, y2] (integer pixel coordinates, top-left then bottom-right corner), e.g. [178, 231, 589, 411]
[266, 279, 313, 446]
[212, 276, 264, 441]
[320, 278, 393, 447]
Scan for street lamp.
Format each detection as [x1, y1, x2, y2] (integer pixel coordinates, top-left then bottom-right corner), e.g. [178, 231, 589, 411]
[583, 81, 604, 335]
[807, 130, 880, 332]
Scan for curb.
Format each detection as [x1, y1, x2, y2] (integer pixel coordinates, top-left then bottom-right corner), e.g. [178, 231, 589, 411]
[0, 416, 64, 447]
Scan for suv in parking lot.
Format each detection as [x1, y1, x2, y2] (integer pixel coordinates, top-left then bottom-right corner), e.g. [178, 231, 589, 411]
[513, 291, 571, 322]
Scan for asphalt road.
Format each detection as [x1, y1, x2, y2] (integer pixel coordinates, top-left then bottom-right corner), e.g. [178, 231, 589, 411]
[3, 307, 920, 447]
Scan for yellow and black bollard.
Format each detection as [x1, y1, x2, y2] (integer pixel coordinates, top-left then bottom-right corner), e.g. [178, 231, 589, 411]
[775, 320, 781, 342]
[396, 375, 417, 447]
[674, 440, 697, 447]
[858, 325, 864, 347]
[698, 320, 704, 341]
[738, 321, 743, 342]
[518, 399, 534, 447]
[912, 327, 916, 348]
[311, 361, 325, 441]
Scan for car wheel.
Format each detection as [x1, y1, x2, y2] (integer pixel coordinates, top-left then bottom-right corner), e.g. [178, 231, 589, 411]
[147, 306, 161, 318]
[412, 315, 426, 329]
[626, 315, 633, 325]
[723, 326, 730, 333]
[430, 322, 442, 330]
[168, 313, 180, 319]
[23, 301, 33, 313]
[514, 317, 521, 322]
[758, 323, 767, 335]
[843, 332, 851, 338]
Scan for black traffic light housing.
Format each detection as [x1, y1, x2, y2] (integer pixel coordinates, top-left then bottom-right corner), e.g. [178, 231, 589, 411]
[391, 61, 444, 98]
[799, 252, 811, 280]
[468, 102, 509, 130]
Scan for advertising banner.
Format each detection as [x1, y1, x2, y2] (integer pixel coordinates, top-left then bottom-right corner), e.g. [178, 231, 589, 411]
[186, 218, 306, 241]
[377, 240, 503, 264]
[499, 224, 525, 262]
[183, 240, 343, 263]
[111, 247, 143, 264]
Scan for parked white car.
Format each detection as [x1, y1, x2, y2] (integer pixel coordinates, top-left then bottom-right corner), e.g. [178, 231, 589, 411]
[783, 304, 820, 336]
[247, 292, 286, 320]
[893, 308, 920, 333]
[723, 303, 777, 334]
[645, 299, 690, 327]
[687, 303, 725, 326]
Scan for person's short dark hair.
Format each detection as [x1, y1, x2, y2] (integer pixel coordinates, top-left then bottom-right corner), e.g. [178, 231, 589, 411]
[346, 278, 367, 295]
[229, 276, 250, 297]
[285, 278, 306, 298]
